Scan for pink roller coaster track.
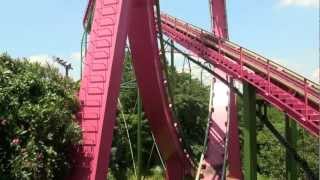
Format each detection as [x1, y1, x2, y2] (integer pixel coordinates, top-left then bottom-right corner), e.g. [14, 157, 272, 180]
[69, 0, 320, 179]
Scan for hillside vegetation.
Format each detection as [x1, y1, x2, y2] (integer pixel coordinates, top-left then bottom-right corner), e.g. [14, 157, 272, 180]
[0, 54, 318, 179]
[0, 54, 81, 179]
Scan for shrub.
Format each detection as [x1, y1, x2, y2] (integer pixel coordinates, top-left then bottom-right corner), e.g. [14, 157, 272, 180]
[0, 54, 81, 180]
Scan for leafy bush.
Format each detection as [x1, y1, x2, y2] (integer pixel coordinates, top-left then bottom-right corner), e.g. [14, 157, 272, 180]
[0, 54, 81, 179]
[108, 55, 210, 179]
[256, 107, 319, 178]
[237, 97, 319, 179]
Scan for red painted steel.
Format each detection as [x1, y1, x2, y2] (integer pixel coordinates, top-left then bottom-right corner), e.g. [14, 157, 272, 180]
[70, 0, 130, 179]
[128, 0, 192, 178]
[160, 14, 320, 136]
[201, 75, 229, 180]
[72, 0, 194, 179]
[227, 84, 243, 179]
[83, 0, 94, 28]
[210, 0, 229, 39]
[198, 1, 242, 179]
[73, 1, 320, 179]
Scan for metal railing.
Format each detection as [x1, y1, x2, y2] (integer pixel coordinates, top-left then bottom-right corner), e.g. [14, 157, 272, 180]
[160, 13, 320, 111]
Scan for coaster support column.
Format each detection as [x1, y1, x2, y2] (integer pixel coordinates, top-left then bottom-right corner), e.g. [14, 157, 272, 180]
[243, 83, 257, 180]
[285, 115, 298, 180]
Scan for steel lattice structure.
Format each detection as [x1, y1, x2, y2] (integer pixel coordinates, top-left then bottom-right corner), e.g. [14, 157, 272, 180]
[69, 0, 320, 179]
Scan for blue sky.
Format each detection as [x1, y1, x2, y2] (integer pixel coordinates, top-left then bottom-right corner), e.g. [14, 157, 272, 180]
[0, 0, 318, 82]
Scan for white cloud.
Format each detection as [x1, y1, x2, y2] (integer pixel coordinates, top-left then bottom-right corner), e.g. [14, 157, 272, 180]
[28, 54, 57, 66]
[28, 52, 82, 80]
[68, 52, 82, 80]
[279, 0, 319, 8]
[312, 68, 319, 82]
[28, 54, 63, 77]
[70, 52, 81, 62]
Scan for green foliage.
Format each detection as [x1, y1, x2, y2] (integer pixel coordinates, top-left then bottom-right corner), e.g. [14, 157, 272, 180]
[108, 55, 210, 179]
[238, 97, 319, 179]
[2, 52, 317, 180]
[0, 54, 81, 180]
[257, 107, 319, 179]
[256, 107, 286, 178]
[173, 71, 209, 158]
[114, 56, 319, 179]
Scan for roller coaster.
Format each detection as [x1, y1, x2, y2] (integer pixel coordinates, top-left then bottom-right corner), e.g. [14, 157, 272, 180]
[69, 0, 320, 179]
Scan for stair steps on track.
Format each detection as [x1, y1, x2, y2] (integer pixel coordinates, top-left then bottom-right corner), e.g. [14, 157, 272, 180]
[83, 100, 101, 107]
[253, 77, 319, 120]
[90, 75, 105, 83]
[292, 104, 306, 109]
[87, 87, 104, 95]
[162, 13, 320, 98]
[82, 125, 98, 133]
[273, 93, 291, 99]
[241, 70, 319, 120]
[160, 16, 320, 135]
[71, 0, 122, 178]
[82, 112, 100, 120]
[82, 137, 96, 146]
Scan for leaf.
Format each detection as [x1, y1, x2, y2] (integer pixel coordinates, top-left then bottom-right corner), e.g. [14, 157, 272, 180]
[47, 133, 53, 141]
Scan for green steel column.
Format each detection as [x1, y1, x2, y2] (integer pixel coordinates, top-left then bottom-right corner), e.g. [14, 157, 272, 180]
[170, 39, 175, 70]
[243, 83, 257, 180]
[170, 40, 175, 103]
[137, 93, 142, 180]
[285, 115, 298, 180]
[80, 31, 85, 79]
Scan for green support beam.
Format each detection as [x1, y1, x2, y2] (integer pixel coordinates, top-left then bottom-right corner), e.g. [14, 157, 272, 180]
[258, 108, 316, 179]
[170, 39, 175, 71]
[137, 93, 142, 180]
[170, 39, 175, 105]
[243, 83, 257, 180]
[285, 115, 298, 180]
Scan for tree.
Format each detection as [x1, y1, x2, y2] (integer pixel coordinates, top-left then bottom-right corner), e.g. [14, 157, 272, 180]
[0, 54, 81, 180]
[256, 106, 319, 179]
[108, 53, 210, 179]
[237, 97, 319, 179]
